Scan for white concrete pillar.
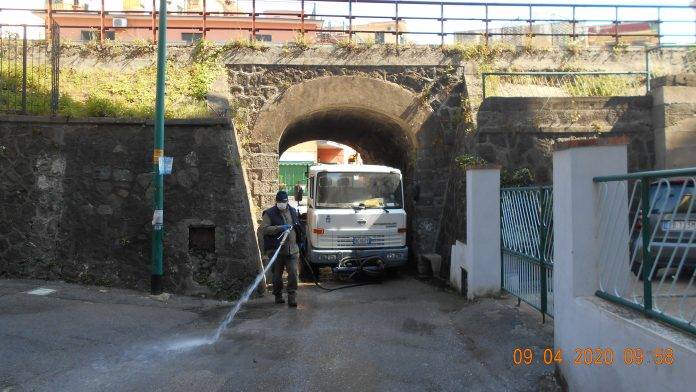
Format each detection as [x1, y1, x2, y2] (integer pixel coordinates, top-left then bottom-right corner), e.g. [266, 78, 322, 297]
[553, 138, 628, 301]
[449, 165, 501, 299]
[552, 137, 628, 383]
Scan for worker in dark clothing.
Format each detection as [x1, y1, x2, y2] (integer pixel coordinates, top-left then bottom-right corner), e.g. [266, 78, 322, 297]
[261, 190, 302, 307]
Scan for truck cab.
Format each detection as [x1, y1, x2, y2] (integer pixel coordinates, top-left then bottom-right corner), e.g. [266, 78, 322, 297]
[303, 164, 409, 272]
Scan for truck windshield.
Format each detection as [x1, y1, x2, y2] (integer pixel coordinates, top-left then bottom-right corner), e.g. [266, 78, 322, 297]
[316, 172, 403, 209]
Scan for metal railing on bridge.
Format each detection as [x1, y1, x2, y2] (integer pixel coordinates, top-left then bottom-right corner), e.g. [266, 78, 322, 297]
[1, 1, 694, 46]
[594, 168, 696, 336]
[500, 185, 554, 320]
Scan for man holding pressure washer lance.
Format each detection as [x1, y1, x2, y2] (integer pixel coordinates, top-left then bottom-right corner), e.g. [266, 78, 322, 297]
[261, 190, 303, 307]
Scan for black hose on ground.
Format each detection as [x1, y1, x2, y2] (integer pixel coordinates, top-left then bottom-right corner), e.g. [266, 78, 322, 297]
[299, 250, 383, 292]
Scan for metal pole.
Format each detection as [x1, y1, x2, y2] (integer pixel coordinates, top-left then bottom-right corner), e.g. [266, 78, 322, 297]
[656, 7, 661, 46]
[440, 2, 444, 46]
[348, 0, 353, 42]
[203, 0, 207, 40]
[151, 0, 168, 295]
[538, 188, 548, 323]
[528, 4, 533, 39]
[482, 73, 487, 99]
[301, 0, 305, 37]
[251, 0, 256, 41]
[152, 0, 157, 43]
[484, 4, 489, 46]
[21, 25, 27, 115]
[646, 48, 652, 93]
[100, 0, 105, 43]
[46, 0, 52, 40]
[571, 6, 576, 43]
[51, 23, 59, 116]
[395, 2, 399, 46]
[614, 6, 619, 46]
[640, 178, 653, 313]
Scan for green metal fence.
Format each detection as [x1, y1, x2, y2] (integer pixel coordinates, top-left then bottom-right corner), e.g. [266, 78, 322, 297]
[500, 186, 554, 320]
[594, 167, 696, 336]
[0, 24, 60, 116]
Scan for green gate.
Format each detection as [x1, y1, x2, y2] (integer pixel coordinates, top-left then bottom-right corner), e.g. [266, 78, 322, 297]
[500, 186, 554, 320]
[278, 161, 312, 191]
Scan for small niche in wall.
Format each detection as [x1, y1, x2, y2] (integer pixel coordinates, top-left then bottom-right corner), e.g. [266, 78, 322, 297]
[189, 225, 215, 254]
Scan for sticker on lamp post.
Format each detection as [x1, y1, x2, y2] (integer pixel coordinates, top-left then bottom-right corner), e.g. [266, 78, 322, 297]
[152, 209, 164, 230]
[158, 156, 173, 175]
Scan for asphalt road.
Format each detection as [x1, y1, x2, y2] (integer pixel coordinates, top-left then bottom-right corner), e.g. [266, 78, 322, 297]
[0, 276, 557, 392]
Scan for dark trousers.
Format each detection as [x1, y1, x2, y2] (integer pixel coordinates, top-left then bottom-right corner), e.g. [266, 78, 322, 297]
[272, 253, 298, 299]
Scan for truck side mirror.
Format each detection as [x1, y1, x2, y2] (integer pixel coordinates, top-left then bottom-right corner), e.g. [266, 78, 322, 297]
[413, 184, 421, 202]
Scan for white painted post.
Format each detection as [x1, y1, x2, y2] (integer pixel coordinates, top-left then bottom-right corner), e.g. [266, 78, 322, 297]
[552, 137, 628, 383]
[449, 165, 501, 299]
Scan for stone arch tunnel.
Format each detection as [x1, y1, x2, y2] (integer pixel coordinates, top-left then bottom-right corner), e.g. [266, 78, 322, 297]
[235, 71, 468, 256]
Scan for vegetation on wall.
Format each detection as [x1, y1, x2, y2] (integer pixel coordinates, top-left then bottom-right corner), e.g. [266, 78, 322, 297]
[0, 39, 274, 119]
[455, 153, 536, 188]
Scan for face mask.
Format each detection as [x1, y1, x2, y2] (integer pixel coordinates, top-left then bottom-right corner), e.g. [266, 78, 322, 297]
[276, 202, 288, 210]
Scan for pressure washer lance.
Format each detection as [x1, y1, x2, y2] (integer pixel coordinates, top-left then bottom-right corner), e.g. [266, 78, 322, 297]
[299, 248, 384, 292]
[210, 228, 292, 341]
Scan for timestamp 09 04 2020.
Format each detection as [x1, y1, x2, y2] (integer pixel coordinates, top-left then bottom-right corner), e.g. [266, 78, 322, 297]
[512, 347, 675, 367]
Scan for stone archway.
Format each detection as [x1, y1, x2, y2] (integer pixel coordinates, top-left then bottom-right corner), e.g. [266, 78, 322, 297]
[233, 69, 467, 255]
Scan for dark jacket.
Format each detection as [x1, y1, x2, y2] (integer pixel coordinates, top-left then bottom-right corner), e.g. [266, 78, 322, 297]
[262, 205, 301, 252]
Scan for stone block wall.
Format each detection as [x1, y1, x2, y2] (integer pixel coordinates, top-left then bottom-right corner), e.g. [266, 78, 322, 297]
[0, 117, 261, 299]
[437, 95, 655, 275]
[651, 75, 696, 169]
[473, 96, 654, 182]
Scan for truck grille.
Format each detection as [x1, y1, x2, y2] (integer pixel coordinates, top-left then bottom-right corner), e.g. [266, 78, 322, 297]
[316, 232, 404, 249]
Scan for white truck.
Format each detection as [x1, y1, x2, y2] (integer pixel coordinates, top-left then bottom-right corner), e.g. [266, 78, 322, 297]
[301, 164, 409, 276]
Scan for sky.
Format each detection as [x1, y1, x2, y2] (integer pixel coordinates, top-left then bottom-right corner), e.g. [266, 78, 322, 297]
[0, 0, 693, 44]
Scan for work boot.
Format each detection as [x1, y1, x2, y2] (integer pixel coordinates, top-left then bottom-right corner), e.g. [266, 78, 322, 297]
[287, 296, 297, 308]
[275, 295, 285, 304]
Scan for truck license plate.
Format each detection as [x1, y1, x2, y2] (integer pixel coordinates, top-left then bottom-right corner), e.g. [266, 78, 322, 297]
[353, 236, 371, 245]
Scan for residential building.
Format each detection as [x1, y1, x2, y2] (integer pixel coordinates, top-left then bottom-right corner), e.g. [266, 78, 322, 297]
[39, 0, 322, 43]
[454, 22, 581, 47]
[586, 22, 659, 47]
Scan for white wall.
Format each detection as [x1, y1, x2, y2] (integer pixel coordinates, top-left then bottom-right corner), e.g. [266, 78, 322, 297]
[553, 140, 696, 392]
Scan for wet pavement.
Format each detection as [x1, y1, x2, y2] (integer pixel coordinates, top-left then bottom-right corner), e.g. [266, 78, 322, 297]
[0, 276, 558, 392]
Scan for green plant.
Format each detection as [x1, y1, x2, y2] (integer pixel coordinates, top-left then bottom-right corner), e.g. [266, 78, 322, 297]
[455, 154, 536, 187]
[291, 34, 311, 51]
[611, 40, 629, 55]
[562, 74, 637, 97]
[192, 39, 223, 64]
[335, 38, 360, 52]
[455, 154, 486, 168]
[501, 168, 535, 187]
[564, 40, 585, 56]
[520, 35, 551, 55]
[222, 38, 269, 52]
